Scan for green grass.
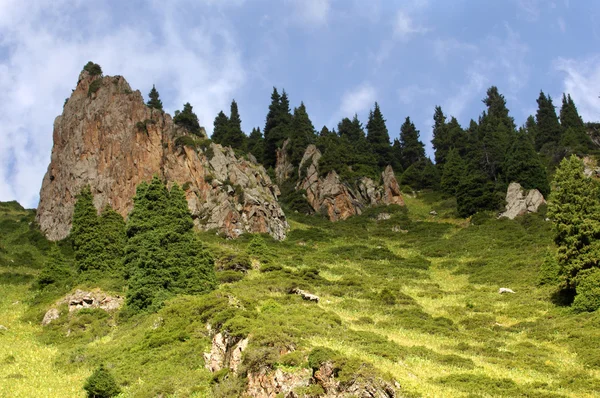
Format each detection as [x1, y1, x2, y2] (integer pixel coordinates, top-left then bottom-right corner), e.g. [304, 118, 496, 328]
[1, 193, 599, 397]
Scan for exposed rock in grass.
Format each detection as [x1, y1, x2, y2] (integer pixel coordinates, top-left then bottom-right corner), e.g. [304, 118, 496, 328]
[291, 288, 319, 303]
[498, 288, 515, 294]
[41, 289, 122, 325]
[377, 212, 391, 221]
[203, 329, 249, 375]
[499, 182, 545, 220]
[247, 367, 311, 398]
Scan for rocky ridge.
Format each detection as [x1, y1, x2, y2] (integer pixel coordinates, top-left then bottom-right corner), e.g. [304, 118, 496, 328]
[36, 70, 288, 241]
[278, 144, 404, 221]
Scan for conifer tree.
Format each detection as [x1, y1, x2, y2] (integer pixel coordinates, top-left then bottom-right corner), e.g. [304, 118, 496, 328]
[247, 127, 265, 164]
[36, 245, 73, 290]
[263, 88, 292, 168]
[71, 186, 100, 272]
[173, 103, 201, 135]
[534, 91, 562, 151]
[504, 130, 550, 196]
[456, 169, 502, 218]
[124, 177, 216, 312]
[559, 94, 592, 153]
[288, 102, 316, 165]
[212, 111, 229, 145]
[219, 100, 246, 150]
[147, 85, 163, 111]
[400, 158, 440, 190]
[83, 364, 121, 398]
[398, 116, 426, 170]
[440, 148, 465, 196]
[548, 155, 600, 311]
[366, 102, 391, 168]
[431, 106, 449, 165]
[524, 115, 537, 144]
[97, 205, 126, 272]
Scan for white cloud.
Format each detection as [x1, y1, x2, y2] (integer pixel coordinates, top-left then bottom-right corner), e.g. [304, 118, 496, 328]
[516, 0, 542, 21]
[397, 85, 436, 105]
[0, 1, 245, 207]
[557, 17, 566, 33]
[433, 38, 478, 63]
[393, 10, 428, 40]
[336, 83, 376, 120]
[555, 56, 600, 122]
[444, 67, 488, 121]
[289, 0, 330, 26]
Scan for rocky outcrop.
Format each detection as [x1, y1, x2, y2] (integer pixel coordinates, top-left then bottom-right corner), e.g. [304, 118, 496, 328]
[36, 69, 288, 241]
[275, 139, 294, 184]
[313, 362, 397, 398]
[499, 182, 545, 220]
[42, 289, 123, 326]
[204, 329, 249, 375]
[295, 145, 404, 221]
[246, 367, 311, 398]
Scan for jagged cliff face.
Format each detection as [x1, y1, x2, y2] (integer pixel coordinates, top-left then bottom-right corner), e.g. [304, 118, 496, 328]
[36, 70, 288, 241]
[280, 144, 404, 221]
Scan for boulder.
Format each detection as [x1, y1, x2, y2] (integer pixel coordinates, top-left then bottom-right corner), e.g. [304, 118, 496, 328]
[246, 367, 311, 398]
[290, 288, 320, 303]
[36, 70, 288, 241]
[499, 182, 545, 220]
[41, 308, 60, 326]
[498, 288, 515, 294]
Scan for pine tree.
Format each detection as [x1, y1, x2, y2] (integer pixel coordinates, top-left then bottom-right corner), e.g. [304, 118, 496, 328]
[456, 169, 502, 218]
[83, 364, 121, 398]
[400, 158, 440, 190]
[222, 99, 246, 150]
[524, 115, 537, 145]
[547, 155, 600, 293]
[35, 245, 73, 290]
[147, 85, 163, 111]
[211, 111, 229, 145]
[366, 103, 391, 168]
[288, 102, 316, 165]
[504, 129, 550, 196]
[398, 116, 426, 170]
[534, 91, 561, 151]
[173, 103, 201, 135]
[440, 148, 466, 196]
[247, 127, 265, 164]
[431, 106, 449, 166]
[124, 177, 216, 312]
[477, 87, 515, 181]
[97, 206, 126, 272]
[559, 94, 592, 154]
[71, 186, 100, 273]
[263, 88, 292, 168]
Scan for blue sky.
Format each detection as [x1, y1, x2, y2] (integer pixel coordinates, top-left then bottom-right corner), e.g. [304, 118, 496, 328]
[1, 0, 600, 207]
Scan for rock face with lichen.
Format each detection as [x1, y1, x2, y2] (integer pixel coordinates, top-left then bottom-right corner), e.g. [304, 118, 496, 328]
[499, 182, 545, 220]
[284, 144, 404, 221]
[36, 69, 288, 241]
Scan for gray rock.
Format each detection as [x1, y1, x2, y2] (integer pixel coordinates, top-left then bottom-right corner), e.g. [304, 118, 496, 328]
[498, 287, 515, 294]
[499, 182, 545, 220]
[291, 288, 320, 303]
[42, 308, 60, 326]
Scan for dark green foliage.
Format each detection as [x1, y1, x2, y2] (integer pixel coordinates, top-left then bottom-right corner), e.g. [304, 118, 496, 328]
[366, 103, 392, 168]
[538, 249, 561, 286]
[219, 100, 246, 150]
[71, 188, 125, 276]
[547, 155, 600, 291]
[173, 103, 201, 135]
[124, 177, 216, 312]
[263, 88, 292, 168]
[87, 80, 102, 97]
[400, 158, 440, 191]
[147, 85, 163, 111]
[83, 364, 121, 398]
[246, 127, 265, 164]
[288, 102, 316, 165]
[504, 130, 550, 196]
[524, 115, 538, 144]
[572, 268, 600, 312]
[456, 170, 502, 218]
[431, 106, 448, 165]
[35, 245, 73, 290]
[83, 62, 102, 76]
[535, 91, 562, 151]
[440, 149, 465, 196]
[397, 117, 426, 170]
[71, 187, 100, 272]
[211, 111, 229, 145]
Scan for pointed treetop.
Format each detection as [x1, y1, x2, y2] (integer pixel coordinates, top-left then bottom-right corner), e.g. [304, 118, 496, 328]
[147, 85, 163, 111]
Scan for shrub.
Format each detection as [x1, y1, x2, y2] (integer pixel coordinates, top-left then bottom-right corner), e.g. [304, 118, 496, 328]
[83, 364, 121, 398]
[88, 79, 102, 97]
[572, 268, 600, 312]
[538, 249, 561, 286]
[83, 61, 102, 76]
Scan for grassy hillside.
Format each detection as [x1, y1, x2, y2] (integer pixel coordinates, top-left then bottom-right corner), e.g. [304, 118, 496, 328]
[1, 196, 599, 397]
